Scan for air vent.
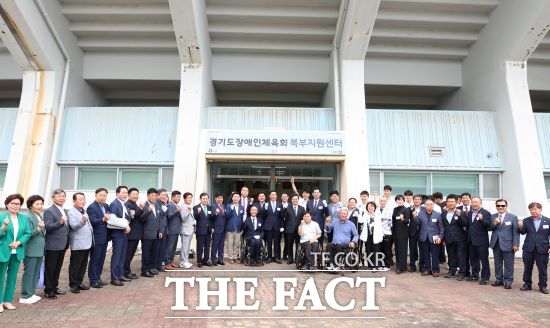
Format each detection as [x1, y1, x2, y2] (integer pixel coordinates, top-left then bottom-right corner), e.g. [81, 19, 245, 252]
[429, 147, 444, 157]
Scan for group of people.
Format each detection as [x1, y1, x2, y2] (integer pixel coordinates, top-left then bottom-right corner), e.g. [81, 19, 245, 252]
[0, 180, 549, 313]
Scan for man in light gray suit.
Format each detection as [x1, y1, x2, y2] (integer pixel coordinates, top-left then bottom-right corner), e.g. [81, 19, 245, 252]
[179, 192, 195, 269]
[489, 199, 520, 289]
[68, 192, 94, 294]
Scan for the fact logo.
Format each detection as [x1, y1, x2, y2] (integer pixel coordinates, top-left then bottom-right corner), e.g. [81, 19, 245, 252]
[165, 276, 385, 311]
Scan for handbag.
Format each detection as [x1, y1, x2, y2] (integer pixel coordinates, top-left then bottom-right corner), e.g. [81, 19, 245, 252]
[107, 213, 129, 230]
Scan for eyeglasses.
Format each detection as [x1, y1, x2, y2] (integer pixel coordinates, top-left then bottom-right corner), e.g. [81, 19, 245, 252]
[496, 205, 506, 208]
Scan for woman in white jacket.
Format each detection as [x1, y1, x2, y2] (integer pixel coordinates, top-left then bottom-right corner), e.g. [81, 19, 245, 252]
[358, 201, 384, 269]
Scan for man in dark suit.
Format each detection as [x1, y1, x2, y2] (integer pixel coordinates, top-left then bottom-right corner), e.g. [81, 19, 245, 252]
[43, 189, 70, 299]
[87, 188, 111, 288]
[140, 188, 163, 277]
[416, 199, 444, 277]
[239, 186, 254, 219]
[391, 195, 410, 274]
[124, 188, 143, 280]
[457, 192, 473, 278]
[283, 195, 305, 264]
[193, 192, 213, 268]
[441, 194, 468, 279]
[253, 192, 268, 221]
[243, 206, 264, 265]
[155, 189, 169, 271]
[165, 191, 182, 270]
[465, 197, 491, 285]
[489, 199, 520, 289]
[109, 186, 132, 286]
[210, 193, 226, 266]
[408, 194, 423, 272]
[263, 191, 283, 264]
[306, 187, 329, 248]
[519, 202, 550, 294]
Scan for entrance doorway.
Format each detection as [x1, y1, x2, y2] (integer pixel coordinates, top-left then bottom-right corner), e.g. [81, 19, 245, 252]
[209, 162, 338, 201]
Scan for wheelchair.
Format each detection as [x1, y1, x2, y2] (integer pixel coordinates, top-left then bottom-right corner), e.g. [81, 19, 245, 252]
[295, 242, 323, 270]
[324, 242, 361, 273]
[240, 234, 268, 266]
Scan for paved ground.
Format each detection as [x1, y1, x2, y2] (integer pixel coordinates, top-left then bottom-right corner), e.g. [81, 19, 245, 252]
[1, 251, 549, 327]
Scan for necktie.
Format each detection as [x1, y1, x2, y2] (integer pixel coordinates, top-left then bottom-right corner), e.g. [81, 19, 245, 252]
[472, 211, 477, 223]
[252, 218, 256, 230]
[219, 204, 224, 215]
[242, 198, 246, 208]
[498, 214, 503, 225]
[202, 205, 207, 215]
[314, 200, 318, 208]
[294, 206, 298, 216]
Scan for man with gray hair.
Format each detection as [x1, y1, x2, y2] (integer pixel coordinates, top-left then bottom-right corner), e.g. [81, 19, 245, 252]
[324, 207, 359, 271]
[179, 192, 195, 269]
[67, 192, 93, 294]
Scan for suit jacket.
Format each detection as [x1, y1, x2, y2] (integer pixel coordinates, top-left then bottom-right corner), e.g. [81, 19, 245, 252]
[466, 207, 491, 247]
[489, 212, 520, 251]
[520, 216, 550, 254]
[283, 204, 305, 234]
[193, 204, 212, 236]
[225, 203, 244, 233]
[243, 216, 264, 240]
[44, 204, 70, 251]
[140, 202, 164, 240]
[348, 208, 361, 229]
[306, 198, 329, 229]
[418, 210, 444, 244]
[166, 201, 182, 235]
[109, 199, 131, 238]
[125, 200, 143, 240]
[68, 207, 94, 251]
[240, 196, 254, 218]
[408, 206, 422, 237]
[441, 210, 468, 244]
[180, 204, 195, 235]
[263, 201, 283, 231]
[211, 203, 226, 233]
[252, 202, 268, 221]
[0, 213, 31, 262]
[25, 211, 46, 257]
[156, 201, 169, 234]
[391, 206, 410, 239]
[87, 201, 111, 245]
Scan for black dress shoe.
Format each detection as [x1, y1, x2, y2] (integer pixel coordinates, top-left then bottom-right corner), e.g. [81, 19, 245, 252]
[266, 258, 273, 264]
[198, 263, 203, 268]
[275, 259, 283, 264]
[520, 284, 532, 291]
[150, 269, 159, 275]
[70, 287, 80, 294]
[212, 262, 218, 266]
[204, 261, 212, 267]
[129, 273, 139, 279]
[55, 289, 66, 295]
[90, 282, 103, 288]
[456, 275, 465, 281]
[119, 277, 131, 282]
[287, 260, 294, 265]
[100, 280, 109, 286]
[156, 267, 167, 272]
[45, 293, 57, 299]
[218, 261, 225, 265]
[491, 281, 504, 287]
[111, 280, 124, 286]
[504, 283, 512, 289]
[408, 267, 416, 273]
[479, 280, 489, 285]
[396, 270, 402, 275]
[78, 284, 90, 290]
[141, 271, 154, 278]
[540, 287, 549, 294]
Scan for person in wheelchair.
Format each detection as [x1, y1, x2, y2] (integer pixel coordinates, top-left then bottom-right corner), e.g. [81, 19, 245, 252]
[243, 206, 264, 265]
[297, 212, 322, 270]
[324, 208, 359, 271]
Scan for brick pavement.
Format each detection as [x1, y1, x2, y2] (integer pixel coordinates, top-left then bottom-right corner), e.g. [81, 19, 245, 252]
[1, 251, 549, 327]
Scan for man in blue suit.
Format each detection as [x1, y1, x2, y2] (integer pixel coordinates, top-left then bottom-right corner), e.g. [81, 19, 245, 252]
[155, 189, 169, 271]
[140, 188, 164, 277]
[441, 194, 468, 279]
[244, 206, 264, 265]
[109, 186, 132, 286]
[124, 188, 142, 280]
[466, 197, 492, 285]
[263, 191, 283, 264]
[306, 187, 329, 248]
[417, 199, 444, 277]
[225, 192, 244, 264]
[193, 193, 213, 268]
[489, 199, 520, 289]
[87, 188, 111, 288]
[211, 193, 226, 266]
[165, 191, 182, 270]
[519, 202, 550, 294]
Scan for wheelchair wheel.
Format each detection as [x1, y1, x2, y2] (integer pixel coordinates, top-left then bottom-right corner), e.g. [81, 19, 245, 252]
[295, 244, 306, 269]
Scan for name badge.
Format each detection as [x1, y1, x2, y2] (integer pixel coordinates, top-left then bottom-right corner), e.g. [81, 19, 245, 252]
[277, 208, 281, 212]
[258, 223, 262, 227]
[505, 221, 511, 226]
[543, 225, 549, 229]
[207, 211, 212, 214]
[431, 219, 437, 223]
[318, 206, 323, 210]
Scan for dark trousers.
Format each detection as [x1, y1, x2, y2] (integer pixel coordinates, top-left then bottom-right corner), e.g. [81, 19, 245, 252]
[301, 241, 319, 267]
[111, 236, 128, 281]
[124, 239, 140, 276]
[247, 237, 262, 262]
[394, 237, 408, 271]
[421, 239, 441, 273]
[44, 249, 66, 294]
[156, 235, 167, 268]
[273, 230, 282, 260]
[382, 235, 393, 267]
[141, 238, 159, 272]
[69, 249, 90, 288]
[522, 249, 549, 288]
[196, 234, 211, 264]
[211, 233, 225, 263]
[469, 243, 490, 280]
[439, 244, 447, 263]
[264, 230, 274, 259]
[285, 233, 300, 262]
[166, 234, 180, 263]
[88, 242, 107, 284]
[363, 236, 382, 268]
[327, 243, 348, 267]
[446, 240, 467, 276]
[408, 232, 420, 269]
[493, 241, 515, 284]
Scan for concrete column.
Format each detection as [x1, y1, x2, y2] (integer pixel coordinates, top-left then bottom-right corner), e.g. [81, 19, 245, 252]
[442, 0, 550, 214]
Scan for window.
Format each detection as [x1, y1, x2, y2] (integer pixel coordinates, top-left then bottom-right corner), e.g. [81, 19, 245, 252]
[482, 173, 500, 199]
[78, 168, 118, 191]
[432, 173, 479, 197]
[369, 171, 381, 197]
[120, 168, 158, 191]
[0, 165, 6, 188]
[384, 172, 429, 195]
[161, 168, 174, 191]
[545, 175, 550, 200]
